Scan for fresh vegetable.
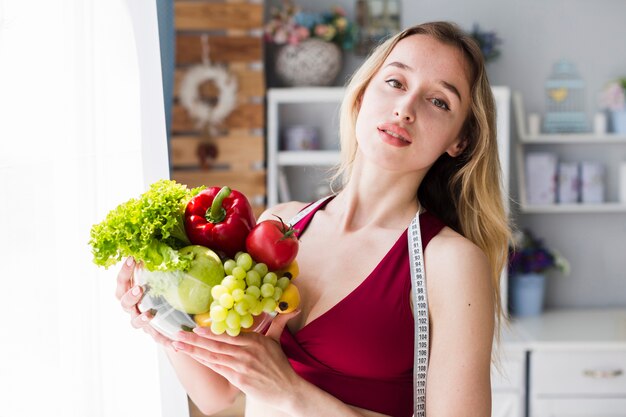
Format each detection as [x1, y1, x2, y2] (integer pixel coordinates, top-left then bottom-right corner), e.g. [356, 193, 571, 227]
[89, 179, 204, 272]
[159, 245, 225, 314]
[276, 283, 300, 314]
[245, 217, 299, 271]
[277, 260, 299, 280]
[184, 186, 256, 258]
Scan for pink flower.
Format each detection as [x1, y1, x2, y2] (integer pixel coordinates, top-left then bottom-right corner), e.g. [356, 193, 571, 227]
[600, 82, 626, 111]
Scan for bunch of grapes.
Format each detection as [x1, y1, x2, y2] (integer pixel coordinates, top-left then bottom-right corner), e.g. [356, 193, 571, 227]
[197, 252, 293, 336]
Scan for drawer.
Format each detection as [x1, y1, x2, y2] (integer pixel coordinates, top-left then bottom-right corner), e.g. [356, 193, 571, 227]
[531, 350, 626, 396]
[532, 397, 626, 417]
[492, 350, 526, 391]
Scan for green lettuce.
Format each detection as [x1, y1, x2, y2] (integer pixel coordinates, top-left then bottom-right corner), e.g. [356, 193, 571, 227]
[89, 179, 204, 272]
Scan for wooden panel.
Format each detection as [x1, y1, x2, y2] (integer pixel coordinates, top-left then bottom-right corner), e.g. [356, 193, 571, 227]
[176, 35, 262, 65]
[172, 102, 264, 132]
[170, 134, 264, 171]
[175, 2, 263, 31]
[174, 66, 265, 100]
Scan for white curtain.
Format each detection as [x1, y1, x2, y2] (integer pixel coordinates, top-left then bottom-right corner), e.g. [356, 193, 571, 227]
[0, 1, 172, 416]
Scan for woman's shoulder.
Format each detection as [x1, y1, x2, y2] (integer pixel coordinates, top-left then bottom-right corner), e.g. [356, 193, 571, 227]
[425, 226, 491, 298]
[257, 201, 309, 223]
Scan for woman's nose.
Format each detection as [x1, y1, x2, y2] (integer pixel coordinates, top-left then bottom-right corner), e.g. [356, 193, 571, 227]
[393, 101, 415, 123]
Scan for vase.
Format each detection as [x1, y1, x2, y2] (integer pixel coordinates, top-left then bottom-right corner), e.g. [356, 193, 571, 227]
[509, 272, 546, 317]
[609, 110, 626, 134]
[275, 39, 342, 87]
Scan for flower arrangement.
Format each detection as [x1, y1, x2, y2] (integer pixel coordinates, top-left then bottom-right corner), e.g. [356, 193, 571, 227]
[509, 229, 570, 275]
[600, 78, 626, 111]
[264, 0, 357, 50]
[469, 23, 502, 64]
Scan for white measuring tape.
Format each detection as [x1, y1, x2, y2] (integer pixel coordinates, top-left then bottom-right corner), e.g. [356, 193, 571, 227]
[288, 197, 428, 416]
[408, 212, 428, 417]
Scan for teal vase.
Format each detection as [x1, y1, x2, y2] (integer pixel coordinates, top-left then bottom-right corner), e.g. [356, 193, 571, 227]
[509, 273, 546, 317]
[610, 110, 626, 134]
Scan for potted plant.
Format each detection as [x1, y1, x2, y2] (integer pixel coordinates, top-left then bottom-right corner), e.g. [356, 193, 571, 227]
[508, 229, 570, 317]
[264, 0, 357, 86]
[600, 78, 626, 134]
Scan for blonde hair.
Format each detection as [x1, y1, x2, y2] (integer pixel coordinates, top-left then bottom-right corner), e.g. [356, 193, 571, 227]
[334, 22, 511, 346]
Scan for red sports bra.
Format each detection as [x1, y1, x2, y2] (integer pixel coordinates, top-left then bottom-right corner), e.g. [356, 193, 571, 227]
[280, 197, 446, 417]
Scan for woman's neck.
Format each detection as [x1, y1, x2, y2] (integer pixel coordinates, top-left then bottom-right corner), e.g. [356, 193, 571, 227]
[329, 153, 425, 232]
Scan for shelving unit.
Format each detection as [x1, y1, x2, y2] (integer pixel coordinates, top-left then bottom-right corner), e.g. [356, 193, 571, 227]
[266, 87, 344, 207]
[512, 92, 626, 213]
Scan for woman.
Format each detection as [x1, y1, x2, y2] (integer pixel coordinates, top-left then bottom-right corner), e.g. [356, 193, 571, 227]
[118, 21, 510, 416]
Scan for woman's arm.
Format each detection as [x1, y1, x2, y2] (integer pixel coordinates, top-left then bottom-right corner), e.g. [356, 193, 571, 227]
[424, 231, 495, 416]
[173, 316, 393, 417]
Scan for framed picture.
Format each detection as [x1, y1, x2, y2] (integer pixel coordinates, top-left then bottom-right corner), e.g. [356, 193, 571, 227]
[355, 0, 401, 55]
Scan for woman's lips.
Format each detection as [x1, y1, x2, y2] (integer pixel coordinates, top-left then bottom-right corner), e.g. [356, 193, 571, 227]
[377, 123, 412, 147]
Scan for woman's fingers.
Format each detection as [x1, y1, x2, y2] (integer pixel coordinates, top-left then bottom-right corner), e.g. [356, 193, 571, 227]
[265, 309, 300, 342]
[120, 285, 143, 313]
[115, 256, 136, 300]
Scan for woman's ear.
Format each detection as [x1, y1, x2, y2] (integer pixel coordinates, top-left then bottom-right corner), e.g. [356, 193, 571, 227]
[446, 137, 468, 158]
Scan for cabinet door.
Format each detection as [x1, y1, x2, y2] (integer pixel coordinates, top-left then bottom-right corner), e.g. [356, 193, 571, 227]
[532, 398, 626, 417]
[492, 392, 523, 417]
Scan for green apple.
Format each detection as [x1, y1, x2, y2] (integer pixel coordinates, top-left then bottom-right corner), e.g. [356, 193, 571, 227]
[164, 245, 225, 314]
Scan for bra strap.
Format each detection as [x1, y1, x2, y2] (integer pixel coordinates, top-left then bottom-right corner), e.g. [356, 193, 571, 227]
[287, 195, 335, 227]
[408, 212, 428, 417]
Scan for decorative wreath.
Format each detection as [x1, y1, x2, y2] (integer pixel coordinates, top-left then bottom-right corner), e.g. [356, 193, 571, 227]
[179, 63, 238, 133]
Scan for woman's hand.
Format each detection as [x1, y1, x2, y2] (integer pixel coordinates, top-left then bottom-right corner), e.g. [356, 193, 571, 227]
[171, 310, 302, 411]
[115, 257, 172, 347]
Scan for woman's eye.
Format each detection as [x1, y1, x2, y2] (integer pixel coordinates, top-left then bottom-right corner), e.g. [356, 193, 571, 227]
[385, 79, 403, 89]
[431, 98, 450, 111]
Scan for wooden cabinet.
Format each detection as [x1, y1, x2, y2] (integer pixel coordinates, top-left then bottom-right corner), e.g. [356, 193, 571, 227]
[492, 347, 526, 417]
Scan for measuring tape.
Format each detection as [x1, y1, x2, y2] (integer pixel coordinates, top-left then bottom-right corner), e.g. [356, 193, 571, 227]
[408, 213, 428, 417]
[287, 195, 334, 228]
[288, 197, 428, 415]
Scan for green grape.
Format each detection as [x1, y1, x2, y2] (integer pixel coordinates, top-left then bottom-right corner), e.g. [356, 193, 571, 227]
[211, 285, 228, 300]
[236, 253, 253, 271]
[245, 270, 262, 287]
[253, 262, 269, 277]
[243, 293, 257, 307]
[223, 259, 237, 275]
[210, 305, 228, 322]
[231, 288, 245, 302]
[276, 276, 291, 290]
[234, 300, 250, 315]
[246, 285, 261, 299]
[226, 310, 241, 328]
[211, 320, 227, 335]
[219, 293, 234, 309]
[272, 287, 283, 301]
[250, 301, 264, 316]
[261, 283, 275, 298]
[232, 266, 247, 280]
[233, 278, 246, 291]
[262, 297, 277, 313]
[226, 326, 241, 337]
[223, 275, 240, 290]
[263, 272, 278, 286]
[234, 251, 245, 261]
[210, 300, 220, 309]
[240, 313, 254, 329]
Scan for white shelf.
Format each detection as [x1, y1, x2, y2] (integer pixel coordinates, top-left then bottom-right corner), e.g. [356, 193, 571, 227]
[268, 87, 346, 103]
[513, 91, 626, 213]
[521, 202, 626, 213]
[277, 150, 340, 166]
[521, 134, 626, 144]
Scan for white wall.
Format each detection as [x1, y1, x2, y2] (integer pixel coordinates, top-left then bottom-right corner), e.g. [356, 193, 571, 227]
[267, 0, 626, 308]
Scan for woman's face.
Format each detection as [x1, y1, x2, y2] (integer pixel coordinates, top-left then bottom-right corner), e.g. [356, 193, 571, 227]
[355, 34, 472, 173]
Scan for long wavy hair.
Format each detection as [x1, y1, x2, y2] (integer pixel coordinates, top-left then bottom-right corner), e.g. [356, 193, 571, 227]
[333, 21, 512, 345]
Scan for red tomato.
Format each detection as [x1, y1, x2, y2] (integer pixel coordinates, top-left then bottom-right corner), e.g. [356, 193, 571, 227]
[245, 219, 299, 271]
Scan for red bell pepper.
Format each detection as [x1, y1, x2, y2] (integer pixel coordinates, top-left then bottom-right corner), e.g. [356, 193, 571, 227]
[184, 186, 256, 258]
